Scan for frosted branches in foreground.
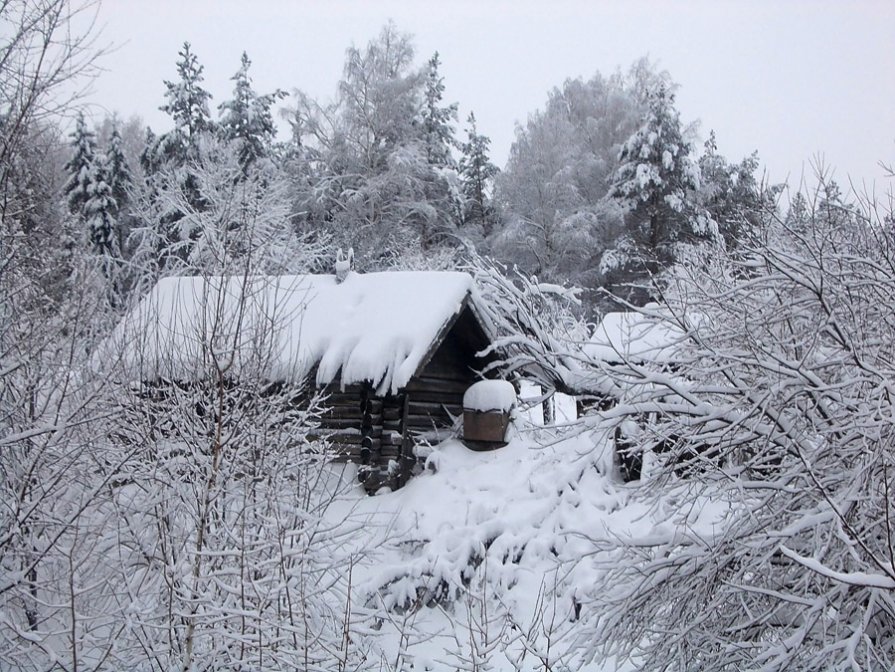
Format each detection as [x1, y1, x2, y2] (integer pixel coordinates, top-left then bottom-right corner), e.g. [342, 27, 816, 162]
[579, 181, 895, 671]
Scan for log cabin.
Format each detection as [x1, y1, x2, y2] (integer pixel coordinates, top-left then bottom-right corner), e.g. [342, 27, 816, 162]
[111, 270, 497, 492]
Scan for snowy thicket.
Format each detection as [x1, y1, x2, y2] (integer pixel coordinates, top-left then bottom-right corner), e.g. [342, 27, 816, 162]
[577, 184, 895, 671]
[3, 253, 376, 669]
[104, 284, 368, 670]
[130, 137, 319, 288]
[467, 254, 593, 396]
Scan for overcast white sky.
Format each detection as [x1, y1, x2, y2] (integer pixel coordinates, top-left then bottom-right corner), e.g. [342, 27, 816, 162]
[88, 0, 894, 190]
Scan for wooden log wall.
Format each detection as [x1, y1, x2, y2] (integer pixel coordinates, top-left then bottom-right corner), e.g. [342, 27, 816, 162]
[316, 382, 406, 493]
[317, 378, 471, 492]
[397, 335, 480, 487]
[404, 376, 466, 433]
[312, 384, 358, 439]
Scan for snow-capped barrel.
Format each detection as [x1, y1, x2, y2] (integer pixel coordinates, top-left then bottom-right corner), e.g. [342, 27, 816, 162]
[462, 380, 515, 450]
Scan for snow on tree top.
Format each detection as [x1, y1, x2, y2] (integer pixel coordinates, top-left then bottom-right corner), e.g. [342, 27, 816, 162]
[111, 271, 476, 394]
[463, 380, 516, 413]
[584, 308, 686, 363]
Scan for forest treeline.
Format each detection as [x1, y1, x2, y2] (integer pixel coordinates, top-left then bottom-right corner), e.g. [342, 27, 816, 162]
[11, 21, 835, 317]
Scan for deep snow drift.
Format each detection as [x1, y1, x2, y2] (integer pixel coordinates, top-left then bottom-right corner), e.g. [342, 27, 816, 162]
[330, 414, 730, 671]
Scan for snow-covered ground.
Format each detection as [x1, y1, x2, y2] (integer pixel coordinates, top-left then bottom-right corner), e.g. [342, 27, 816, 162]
[328, 414, 728, 670]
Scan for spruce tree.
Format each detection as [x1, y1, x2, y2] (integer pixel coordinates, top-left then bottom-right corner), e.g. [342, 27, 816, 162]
[105, 124, 132, 211]
[599, 83, 710, 305]
[218, 52, 285, 171]
[84, 156, 118, 258]
[609, 83, 703, 271]
[155, 42, 214, 166]
[63, 112, 96, 217]
[459, 111, 498, 234]
[102, 123, 133, 257]
[140, 42, 215, 266]
[139, 127, 160, 177]
[159, 42, 213, 158]
[421, 52, 457, 168]
[698, 131, 776, 250]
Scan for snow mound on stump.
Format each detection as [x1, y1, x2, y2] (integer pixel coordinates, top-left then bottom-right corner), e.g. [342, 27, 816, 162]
[462, 379, 516, 413]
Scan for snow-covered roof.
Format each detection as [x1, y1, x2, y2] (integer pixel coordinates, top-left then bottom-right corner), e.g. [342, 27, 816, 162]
[111, 271, 479, 394]
[584, 309, 686, 363]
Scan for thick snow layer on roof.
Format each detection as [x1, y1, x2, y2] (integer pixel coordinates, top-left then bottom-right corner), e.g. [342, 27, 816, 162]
[112, 271, 475, 394]
[584, 309, 685, 363]
[462, 380, 516, 413]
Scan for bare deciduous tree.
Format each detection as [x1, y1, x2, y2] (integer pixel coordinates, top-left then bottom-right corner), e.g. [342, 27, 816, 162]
[578, 178, 895, 671]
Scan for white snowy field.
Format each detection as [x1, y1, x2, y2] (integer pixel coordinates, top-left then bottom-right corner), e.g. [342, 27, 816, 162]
[325, 412, 730, 671]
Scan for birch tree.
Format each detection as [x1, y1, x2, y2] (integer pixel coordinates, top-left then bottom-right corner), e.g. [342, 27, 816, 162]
[492, 67, 647, 309]
[288, 24, 461, 267]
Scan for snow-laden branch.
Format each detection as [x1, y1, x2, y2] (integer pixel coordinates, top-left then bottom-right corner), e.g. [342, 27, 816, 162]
[779, 546, 895, 590]
[577, 178, 895, 671]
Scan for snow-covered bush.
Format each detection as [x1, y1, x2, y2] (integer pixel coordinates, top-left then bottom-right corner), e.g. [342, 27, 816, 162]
[580, 180, 895, 671]
[2, 251, 376, 669]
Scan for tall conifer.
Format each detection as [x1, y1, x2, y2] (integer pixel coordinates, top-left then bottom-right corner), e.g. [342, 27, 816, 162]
[459, 111, 498, 233]
[63, 112, 96, 217]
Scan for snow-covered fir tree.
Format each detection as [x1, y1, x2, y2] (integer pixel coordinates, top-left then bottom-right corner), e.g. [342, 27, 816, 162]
[610, 84, 703, 252]
[154, 42, 214, 165]
[698, 130, 778, 250]
[139, 126, 159, 176]
[218, 52, 286, 171]
[609, 83, 704, 257]
[421, 51, 457, 168]
[63, 112, 96, 217]
[459, 111, 498, 234]
[84, 156, 118, 258]
[414, 51, 461, 251]
[105, 123, 132, 212]
[134, 43, 217, 279]
[602, 82, 708, 303]
[103, 123, 132, 255]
